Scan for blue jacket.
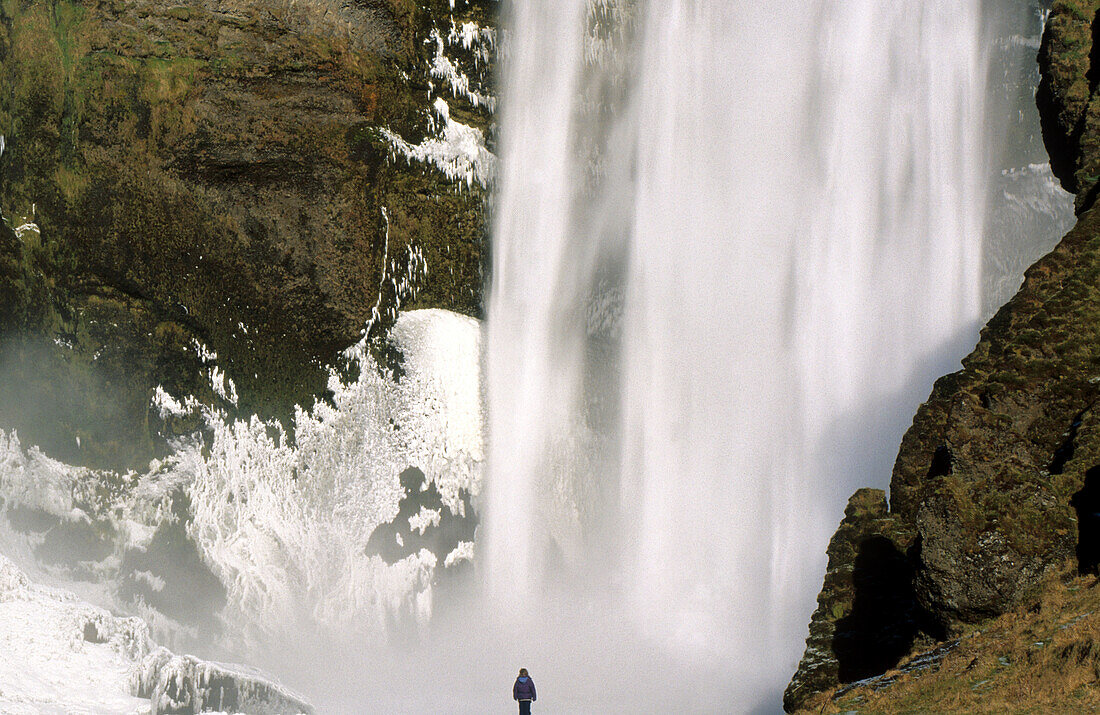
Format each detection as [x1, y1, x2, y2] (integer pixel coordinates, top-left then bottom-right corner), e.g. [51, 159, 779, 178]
[513, 676, 536, 701]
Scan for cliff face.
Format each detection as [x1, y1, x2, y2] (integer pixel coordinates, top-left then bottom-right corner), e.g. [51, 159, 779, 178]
[786, 1, 1100, 709]
[1039, 0, 1100, 212]
[0, 0, 493, 469]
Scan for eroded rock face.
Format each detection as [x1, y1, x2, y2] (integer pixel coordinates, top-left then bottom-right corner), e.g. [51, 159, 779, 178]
[0, 0, 494, 469]
[783, 489, 928, 712]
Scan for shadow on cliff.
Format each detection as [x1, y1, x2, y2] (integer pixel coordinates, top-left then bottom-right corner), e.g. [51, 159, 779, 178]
[832, 536, 940, 682]
[1072, 465, 1100, 575]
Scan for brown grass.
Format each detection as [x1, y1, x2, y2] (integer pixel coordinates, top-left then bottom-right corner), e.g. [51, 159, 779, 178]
[797, 562, 1100, 714]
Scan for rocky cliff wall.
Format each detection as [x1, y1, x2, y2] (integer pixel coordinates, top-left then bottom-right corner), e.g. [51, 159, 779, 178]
[0, 0, 494, 470]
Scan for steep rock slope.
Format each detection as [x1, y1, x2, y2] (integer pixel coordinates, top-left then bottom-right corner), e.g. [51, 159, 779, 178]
[0, 0, 493, 470]
[799, 565, 1100, 714]
[787, 1, 1100, 709]
[1039, 0, 1100, 212]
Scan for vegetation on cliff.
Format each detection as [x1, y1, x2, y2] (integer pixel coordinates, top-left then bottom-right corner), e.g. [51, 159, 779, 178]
[0, 0, 494, 470]
[1038, 0, 1100, 210]
[796, 564, 1100, 714]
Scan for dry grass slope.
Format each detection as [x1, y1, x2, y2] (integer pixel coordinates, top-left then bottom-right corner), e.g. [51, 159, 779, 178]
[796, 563, 1100, 714]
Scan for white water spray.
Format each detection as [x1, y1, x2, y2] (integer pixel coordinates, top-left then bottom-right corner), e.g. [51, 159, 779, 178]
[486, 0, 993, 703]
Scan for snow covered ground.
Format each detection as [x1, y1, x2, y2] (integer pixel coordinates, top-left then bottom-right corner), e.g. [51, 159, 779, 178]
[0, 552, 148, 713]
[0, 537, 311, 714]
[0, 308, 485, 711]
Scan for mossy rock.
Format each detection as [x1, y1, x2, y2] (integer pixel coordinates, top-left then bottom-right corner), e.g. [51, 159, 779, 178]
[784, 489, 929, 712]
[0, 0, 496, 469]
[788, 204, 1100, 710]
[1039, 0, 1100, 210]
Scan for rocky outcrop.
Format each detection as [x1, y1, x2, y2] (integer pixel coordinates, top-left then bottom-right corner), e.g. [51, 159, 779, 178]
[784, 490, 930, 711]
[0, 0, 494, 470]
[788, 4, 1100, 709]
[801, 564, 1100, 713]
[1039, 0, 1100, 211]
[887, 203, 1100, 625]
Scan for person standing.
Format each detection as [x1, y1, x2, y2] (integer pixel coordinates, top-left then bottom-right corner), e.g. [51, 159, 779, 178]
[513, 668, 536, 714]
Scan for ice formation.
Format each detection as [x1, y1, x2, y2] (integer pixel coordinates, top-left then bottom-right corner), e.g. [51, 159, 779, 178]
[184, 308, 483, 651]
[381, 98, 496, 188]
[448, 21, 496, 66]
[0, 309, 483, 672]
[429, 28, 497, 112]
[0, 552, 311, 714]
[380, 13, 496, 188]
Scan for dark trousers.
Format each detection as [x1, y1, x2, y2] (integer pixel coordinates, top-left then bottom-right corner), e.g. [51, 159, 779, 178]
[518, 700, 532, 715]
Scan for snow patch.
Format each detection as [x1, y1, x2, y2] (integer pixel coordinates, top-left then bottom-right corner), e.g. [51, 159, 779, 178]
[408, 506, 442, 535]
[191, 340, 217, 364]
[0, 549, 312, 712]
[443, 540, 475, 568]
[381, 98, 496, 188]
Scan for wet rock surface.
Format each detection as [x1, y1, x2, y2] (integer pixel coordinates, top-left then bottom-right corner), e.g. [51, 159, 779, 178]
[1040, 0, 1100, 212]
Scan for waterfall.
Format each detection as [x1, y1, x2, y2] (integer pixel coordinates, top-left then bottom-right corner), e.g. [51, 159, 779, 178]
[485, 0, 999, 704]
[0, 1, 1073, 712]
